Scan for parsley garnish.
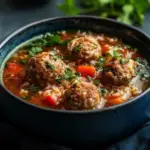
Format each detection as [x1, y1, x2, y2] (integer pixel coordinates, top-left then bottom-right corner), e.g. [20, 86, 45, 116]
[87, 76, 100, 85]
[93, 80, 100, 85]
[49, 53, 62, 61]
[20, 59, 28, 65]
[120, 58, 129, 64]
[98, 88, 108, 96]
[45, 62, 55, 71]
[95, 56, 106, 71]
[60, 39, 71, 46]
[56, 67, 77, 83]
[113, 51, 122, 59]
[26, 33, 61, 57]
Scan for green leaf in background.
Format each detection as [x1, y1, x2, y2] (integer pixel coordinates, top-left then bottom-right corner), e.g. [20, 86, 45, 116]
[57, 0, 150, 26]
[117, 4, 134, 25]
[58, 0, 80, 15]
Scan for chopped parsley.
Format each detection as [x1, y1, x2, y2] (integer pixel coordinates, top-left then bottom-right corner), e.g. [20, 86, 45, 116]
[98, 88, 108, 96]
[56, 67, 77, 84]
[45, 62, 55, 71]
[87, 76, 93, 82]
[25, 33, 61, 57]
[93, 80, 100, 85]
[73, 43, 82, 52]
[60, 39, 71, 46]
[28, 47, 43, 56]
[120, 58, 129, 64]
[49, 52, 62, 61]
[87, 76, 100, 85]
[20, 59, 28, 65]
[95, 56, 106, 71]
[113, 51, 122, 58]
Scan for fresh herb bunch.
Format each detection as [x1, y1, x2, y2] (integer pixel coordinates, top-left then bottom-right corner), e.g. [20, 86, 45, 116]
[58, 0, 150, 26]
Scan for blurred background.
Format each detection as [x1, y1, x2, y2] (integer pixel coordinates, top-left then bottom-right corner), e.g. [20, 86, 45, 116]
[0, 0, 150, 42]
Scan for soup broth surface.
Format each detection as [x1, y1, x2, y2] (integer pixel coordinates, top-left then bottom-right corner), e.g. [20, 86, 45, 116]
[3, 30, 150, 110]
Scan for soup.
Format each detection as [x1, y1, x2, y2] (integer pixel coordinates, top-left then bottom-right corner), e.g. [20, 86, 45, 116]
[3, 30, 150, 110]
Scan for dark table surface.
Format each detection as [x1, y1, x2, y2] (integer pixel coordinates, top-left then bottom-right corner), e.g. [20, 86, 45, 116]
[0, 0, 150, 41]
[1, 1, 150, 149]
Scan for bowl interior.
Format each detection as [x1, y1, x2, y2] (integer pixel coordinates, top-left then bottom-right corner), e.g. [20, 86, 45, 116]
[0, 16, 150, 111]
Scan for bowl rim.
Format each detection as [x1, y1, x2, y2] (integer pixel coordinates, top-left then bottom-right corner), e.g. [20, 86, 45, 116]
[1, 15, 150, 114]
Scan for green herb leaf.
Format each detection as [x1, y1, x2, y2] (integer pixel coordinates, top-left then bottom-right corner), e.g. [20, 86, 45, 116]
[63, 67, 77, 80]
[73, 43, 82, 52]
[113, 51, 122, 58]
[56, 67, 77, 83]
[120, 58, 129, 64]
[87, 76, 93, 81]
[98, 88, 108, 96]
[57, 0, 150, 26]
[45, 62, 55, 71]
[46, 35, 61, 47]
[28, 50, 35, 57]
[20, 59, 28, 65]
[87, 76, 100, 85]
[58, 0, 80, 15]
[93, 80, 100, 85]
[60, 39, 71, 46]
[95, 56, 106, 71]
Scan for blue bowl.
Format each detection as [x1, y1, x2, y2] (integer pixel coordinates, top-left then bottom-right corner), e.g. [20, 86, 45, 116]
[0, 16, 150, 147]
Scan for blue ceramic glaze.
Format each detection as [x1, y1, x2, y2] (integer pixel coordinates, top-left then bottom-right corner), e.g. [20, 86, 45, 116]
[0, 16, 150, 147]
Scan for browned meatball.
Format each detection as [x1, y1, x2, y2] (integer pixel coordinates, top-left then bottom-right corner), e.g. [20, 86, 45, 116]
[26, 52, 67, 88]
[64, 80, 101, 110]
[67, 36, 101, 61]
[102, 59, 135, 85]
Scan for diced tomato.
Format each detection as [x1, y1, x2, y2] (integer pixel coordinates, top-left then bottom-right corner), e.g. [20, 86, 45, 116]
[77, 65, 96, 77]
[101, 44, 110, 54]
[7, 62, 22, 74]
[107, 95, 124, 105]
[43, 96, 57, 106]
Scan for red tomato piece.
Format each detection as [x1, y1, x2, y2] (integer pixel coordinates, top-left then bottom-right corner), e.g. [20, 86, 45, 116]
[43, 96, 57, 106]
[101, 44, 110, 54]
[77, 65, 96, 77]
[7, 62, 22, 74]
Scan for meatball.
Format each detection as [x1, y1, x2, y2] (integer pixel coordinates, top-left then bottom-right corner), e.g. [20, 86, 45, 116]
[67, 36, 101, 61]
[102, 59, 135, 85]
[64, 80, 101, 110]
[26, 52, 67, 88]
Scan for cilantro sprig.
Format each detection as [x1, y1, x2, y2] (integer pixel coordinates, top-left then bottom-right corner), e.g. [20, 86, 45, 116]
[95, 56, 106, 71]
[25, 33, 62, 57]
[58, 0, 150, 26]
[56, 67, 77, 84]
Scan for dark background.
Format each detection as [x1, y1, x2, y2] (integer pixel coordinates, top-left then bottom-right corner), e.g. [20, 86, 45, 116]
[0, 0, 150, 41]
